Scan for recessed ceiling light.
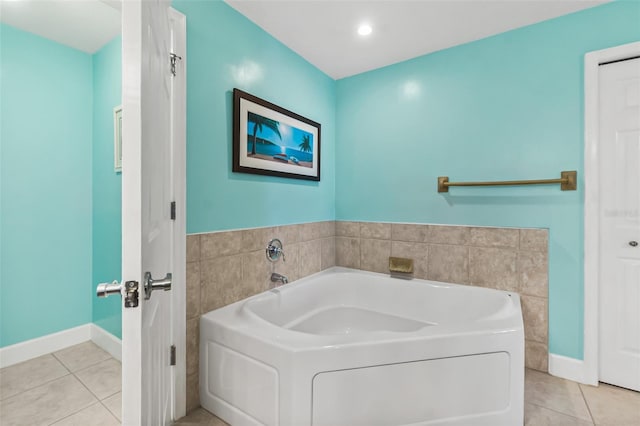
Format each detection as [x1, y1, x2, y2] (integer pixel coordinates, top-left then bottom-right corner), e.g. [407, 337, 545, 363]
[357, 24, 372, 36]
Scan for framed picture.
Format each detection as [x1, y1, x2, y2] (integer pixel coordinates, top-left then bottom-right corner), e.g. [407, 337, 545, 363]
[233, 88, 320, 181]
[114, 105, 122, 172]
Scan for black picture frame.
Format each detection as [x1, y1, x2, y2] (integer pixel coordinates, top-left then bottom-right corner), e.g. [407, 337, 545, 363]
[233, 88, 321, 181]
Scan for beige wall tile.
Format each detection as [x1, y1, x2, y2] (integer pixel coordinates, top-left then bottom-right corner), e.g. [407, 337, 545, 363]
[427, 225, 470, 245]
[276, 224, 301, 246]
[336, 221, 360, 237]
[241, 227, 277, 252]
[360, 238, 391, 274]
[525, 341, 549, 372]
[427, 245, 469, 284]
[299, 239, 322, 278]
[275, 243, 299, 283]
[201, 231, 243, 259]
[321, 237, 336, 270]
[336, 237, 360, 269]
[391, 223, 428, 242]
[299, 222, 323, 241]
[521, 295, 548, 343]
[518, 251, 548, 298]
[241, 250, 272, 296]
[186, 318, 199, 377]
[391, 241, 428, 279]
[470, 227, 519, 248]
[360, 222, 391, 240]
[469, 247, 518, 292]
[319, 221, 336, 238]
[520, 229, 548, 252]
[186, 372, 200, 413]
[186, 262, 200, 320]
[186, 234, 200, 263]
[200, 255, 243, 313]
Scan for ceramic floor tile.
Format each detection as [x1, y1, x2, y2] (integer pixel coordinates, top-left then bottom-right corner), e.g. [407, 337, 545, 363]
[173, 408, 228, 425]
[0, 354, 69, 400]
[75, 358, 122, 400]
[525, 403, 594, 425]
[51, 402, 120, 426]
[53, 341, 111, 372]
[0, 374, 96, 426]
[580, 383, 640, 426]
[525, 368, 592, 421]
[102, 391, 122, 421]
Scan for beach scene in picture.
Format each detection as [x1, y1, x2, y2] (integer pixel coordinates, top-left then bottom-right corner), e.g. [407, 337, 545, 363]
[246, 111, 313, 168]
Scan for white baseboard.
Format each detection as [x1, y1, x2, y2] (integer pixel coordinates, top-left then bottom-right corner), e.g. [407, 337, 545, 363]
[548, 353, 596, 385]
[0, 323, 123, 369]
[0, 324, 91, 368]
[90, 324, 122, 362]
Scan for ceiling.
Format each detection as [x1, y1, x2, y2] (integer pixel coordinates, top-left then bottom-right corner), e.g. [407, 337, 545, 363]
[225, 0, 609, 79]
[0, 0, 608, 73]
[0, 0, 120, 54]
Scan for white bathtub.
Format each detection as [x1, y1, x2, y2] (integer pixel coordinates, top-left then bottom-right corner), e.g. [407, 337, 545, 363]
[200, 267, 524, 426]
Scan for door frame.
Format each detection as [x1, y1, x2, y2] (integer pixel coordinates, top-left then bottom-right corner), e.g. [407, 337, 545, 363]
[583, 40, 640, 386]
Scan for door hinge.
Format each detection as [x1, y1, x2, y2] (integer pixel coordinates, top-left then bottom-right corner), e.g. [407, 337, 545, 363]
[170, 201, 176, 220]
[170, 345, 176, 366]
[170, 53, 182, 77]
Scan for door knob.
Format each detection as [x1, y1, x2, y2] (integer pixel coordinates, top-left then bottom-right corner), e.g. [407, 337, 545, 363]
[97, 280, 122, 298]
[144, 272, 172, 300]
[630, 241, 638, 247]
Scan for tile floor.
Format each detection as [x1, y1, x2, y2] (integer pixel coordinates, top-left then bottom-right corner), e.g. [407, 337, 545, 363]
[0, 342, 121, 426]
[2, 343, 639, 425]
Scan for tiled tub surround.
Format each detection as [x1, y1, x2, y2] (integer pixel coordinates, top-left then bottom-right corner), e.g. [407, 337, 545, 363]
[185, 220, 548, 413]
[335, 222, 549, 373]
[185, 221, 336, 412]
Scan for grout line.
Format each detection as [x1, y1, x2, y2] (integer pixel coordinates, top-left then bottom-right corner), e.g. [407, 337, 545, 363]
[579, 382, 597, 425]
[46, 401, 102, 426]
[526, 401, 595, 425]
[100, 399, 122, 423]
[0, 372, 72, 403]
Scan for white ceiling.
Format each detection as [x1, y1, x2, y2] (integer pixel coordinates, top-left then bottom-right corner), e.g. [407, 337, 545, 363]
[0, 0, 608, 73]
[0, 0, 120, 54]
[225, 0, 609, 79]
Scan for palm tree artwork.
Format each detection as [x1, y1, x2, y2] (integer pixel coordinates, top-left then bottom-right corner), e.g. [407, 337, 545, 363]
[298, 134, 312, 153]
[248, 112, 281, 155]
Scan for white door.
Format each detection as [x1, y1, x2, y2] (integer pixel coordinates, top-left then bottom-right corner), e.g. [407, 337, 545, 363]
[121, 1, 186, 424]
[598, 57, 640, 392]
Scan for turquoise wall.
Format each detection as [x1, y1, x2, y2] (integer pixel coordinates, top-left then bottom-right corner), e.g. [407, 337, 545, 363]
[172, 0, 336, 234]
[335, 1, 640, 359]
[0, 24, 93, 346]
[92, 37, 122, 338]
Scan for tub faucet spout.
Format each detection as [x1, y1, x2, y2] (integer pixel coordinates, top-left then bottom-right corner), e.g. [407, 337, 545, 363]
[271, 273, 288, 286]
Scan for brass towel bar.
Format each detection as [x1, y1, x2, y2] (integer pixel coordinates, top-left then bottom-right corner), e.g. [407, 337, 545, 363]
[438, 170, 577, 193]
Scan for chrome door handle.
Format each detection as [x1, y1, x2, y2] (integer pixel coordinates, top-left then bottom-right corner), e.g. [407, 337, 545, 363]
[97, 280, 122, 298]
[144, 272, 172, 300]
[630, 241, 638, 247]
